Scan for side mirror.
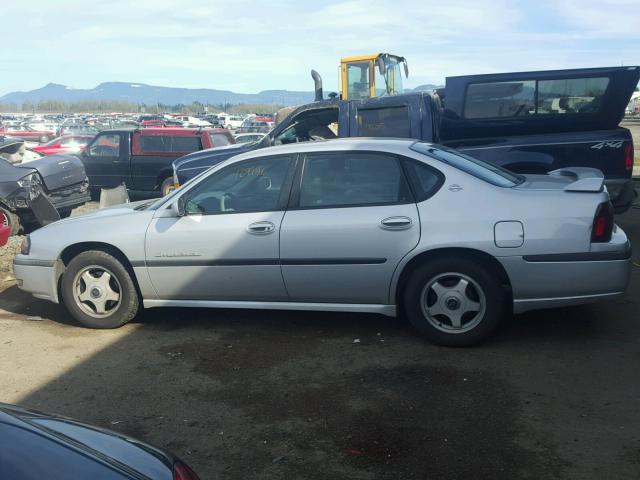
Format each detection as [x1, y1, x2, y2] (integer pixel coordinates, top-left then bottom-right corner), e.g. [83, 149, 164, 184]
[171, 195, 186, 217]
[377, 57, 386, 76]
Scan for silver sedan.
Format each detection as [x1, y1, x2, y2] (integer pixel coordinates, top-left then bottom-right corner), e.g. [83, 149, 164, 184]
[14, 138, 631, 346]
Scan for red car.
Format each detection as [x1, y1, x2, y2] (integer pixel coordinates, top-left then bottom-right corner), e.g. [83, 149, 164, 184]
[0, 224, 10, 247]
[0, 125, 55, 143]
[31, 135, 95, 156]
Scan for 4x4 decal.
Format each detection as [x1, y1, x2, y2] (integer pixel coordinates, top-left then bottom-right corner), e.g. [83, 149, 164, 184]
[591, 141, 624, 150]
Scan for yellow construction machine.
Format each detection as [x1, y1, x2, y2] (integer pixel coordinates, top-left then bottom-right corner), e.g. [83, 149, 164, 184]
[339, 53, 409, 100]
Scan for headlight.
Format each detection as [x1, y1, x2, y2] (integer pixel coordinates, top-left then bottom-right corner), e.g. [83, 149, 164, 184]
[17, 174, 33, 188]
[20, 235, 30, 255]
[17, 172, 41, 189]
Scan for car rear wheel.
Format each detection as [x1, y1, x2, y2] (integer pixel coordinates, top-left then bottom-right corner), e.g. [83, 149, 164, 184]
[61, 250, 139, 329]
[160, 177, 175, 196]
[0, 207, 21, 236]
[403, 258, 505, 347]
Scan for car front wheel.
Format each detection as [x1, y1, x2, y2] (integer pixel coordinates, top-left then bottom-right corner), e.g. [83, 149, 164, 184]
[61, 250, 139, 328]
[403, 258, 506, 347]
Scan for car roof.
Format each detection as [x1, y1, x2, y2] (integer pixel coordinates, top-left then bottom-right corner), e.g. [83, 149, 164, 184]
[231, 137, 426, 162]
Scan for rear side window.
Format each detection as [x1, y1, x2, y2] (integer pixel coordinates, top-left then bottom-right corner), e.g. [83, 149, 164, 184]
[464, 76, 610, 119]
[299, 152, 412, 208]
[357, 106, 411, 138]
[410, 142, 522, 187]
[210, 133, 230, 146]
[139, 135, 202, 153]
[537, 77, 609, 114]
[465, 81, 535, 119]
[402, 160, 444, 201]
[171, 136, 202, 152]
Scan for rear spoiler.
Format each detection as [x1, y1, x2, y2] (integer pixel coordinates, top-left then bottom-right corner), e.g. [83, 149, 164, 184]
[547, 167, 604, 192]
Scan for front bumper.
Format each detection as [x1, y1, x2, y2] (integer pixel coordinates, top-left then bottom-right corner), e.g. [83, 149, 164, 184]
[605, 178, 636, 214]
[48, 179, 91, 210]
[500, 229, 632, 314]
[13, 257, 59, 303]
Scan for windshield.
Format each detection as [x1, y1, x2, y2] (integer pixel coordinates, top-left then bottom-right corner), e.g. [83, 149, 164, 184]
[375, 56, 405, 97]
[410, 142, 524, 187]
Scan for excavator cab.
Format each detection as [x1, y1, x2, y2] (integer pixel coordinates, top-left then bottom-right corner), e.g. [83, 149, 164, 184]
[340, 53, 409, 100]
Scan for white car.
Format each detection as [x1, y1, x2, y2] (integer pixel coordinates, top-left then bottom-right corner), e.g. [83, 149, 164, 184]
[13, 138, 631, 346]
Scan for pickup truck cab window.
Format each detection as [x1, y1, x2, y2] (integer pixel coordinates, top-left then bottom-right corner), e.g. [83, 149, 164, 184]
[88, 133, 121, 157]
[299, 152, 411, 208]
[183, 155, 293, 215]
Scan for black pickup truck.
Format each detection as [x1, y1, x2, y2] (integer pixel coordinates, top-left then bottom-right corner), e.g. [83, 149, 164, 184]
[78, 127, 234, 198]
[175, 66, 639, 212]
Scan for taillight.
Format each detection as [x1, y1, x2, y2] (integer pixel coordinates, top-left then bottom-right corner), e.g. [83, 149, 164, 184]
[591, 202, 614, 243]
[624, 142, 633, 170]
[173, 461, 200, 480]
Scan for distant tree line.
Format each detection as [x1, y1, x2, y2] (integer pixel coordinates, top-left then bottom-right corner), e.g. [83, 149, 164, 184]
[0, 100, 285, 115]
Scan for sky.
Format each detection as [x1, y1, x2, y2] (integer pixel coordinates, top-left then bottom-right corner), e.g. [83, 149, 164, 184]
[1, 0, 639, 96]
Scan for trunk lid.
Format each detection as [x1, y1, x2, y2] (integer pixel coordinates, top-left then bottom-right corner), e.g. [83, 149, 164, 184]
[17, 154, 87, 191]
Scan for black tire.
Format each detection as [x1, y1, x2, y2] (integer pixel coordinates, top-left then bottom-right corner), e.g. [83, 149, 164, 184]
[58, 208, 73, 218]
[61, 250, 139, 329]
[0, 206, 21, 236]
[160, 177, 174, 196]
[403, 257, 505, 347]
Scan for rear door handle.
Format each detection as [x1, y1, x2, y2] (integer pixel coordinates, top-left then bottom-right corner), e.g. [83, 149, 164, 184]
[380, 216, 413, 230]
[247, 221, 275, 235]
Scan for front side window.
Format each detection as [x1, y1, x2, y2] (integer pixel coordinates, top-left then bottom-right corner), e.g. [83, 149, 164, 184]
[299, 152, 411, 208]
[88, 133, 120, 157]
[346, 61, 371, 100]
[183, 155, 293, 215]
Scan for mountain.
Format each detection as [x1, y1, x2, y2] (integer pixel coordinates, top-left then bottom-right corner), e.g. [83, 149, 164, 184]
[0, 81, 446, 107]
[0, 82, 316, 106]
[406, 84, 443, 92]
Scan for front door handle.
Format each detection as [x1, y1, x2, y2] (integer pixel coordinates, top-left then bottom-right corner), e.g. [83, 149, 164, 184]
[380, 216, 413, 230]
[247, 221, 275, 235]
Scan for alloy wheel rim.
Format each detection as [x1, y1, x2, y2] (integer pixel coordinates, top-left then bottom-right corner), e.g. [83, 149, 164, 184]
[420, 272, 486, 334]
[1, 211, 8, 227]
[73, 265, 122, 318]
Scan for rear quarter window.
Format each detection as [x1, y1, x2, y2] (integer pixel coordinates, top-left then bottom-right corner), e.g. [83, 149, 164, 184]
[138, 135, 202, 154]
[210, 133, 231, 146]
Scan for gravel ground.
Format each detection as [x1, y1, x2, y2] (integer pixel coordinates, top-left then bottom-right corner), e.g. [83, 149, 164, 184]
[0, 204, 639, 479]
